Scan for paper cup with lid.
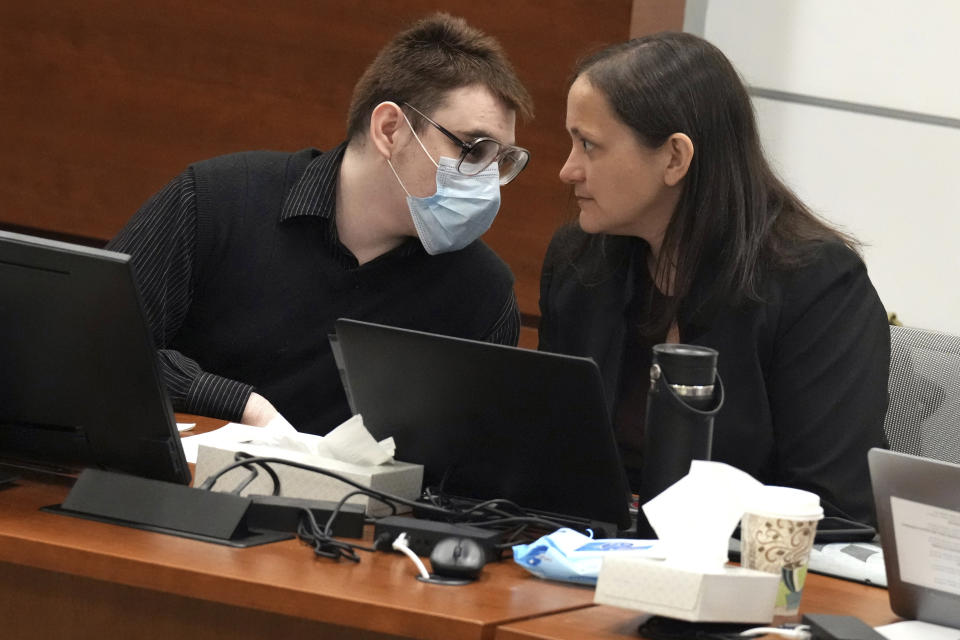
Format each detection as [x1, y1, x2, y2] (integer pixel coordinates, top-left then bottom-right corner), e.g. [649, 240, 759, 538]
[740, 486, 824, 615]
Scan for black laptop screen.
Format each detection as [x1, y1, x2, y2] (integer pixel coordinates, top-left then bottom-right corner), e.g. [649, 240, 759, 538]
[334, 318, 632, 530]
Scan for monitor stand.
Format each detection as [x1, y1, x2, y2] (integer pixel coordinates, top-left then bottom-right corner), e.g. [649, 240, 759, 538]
[0, 469, 16, 487]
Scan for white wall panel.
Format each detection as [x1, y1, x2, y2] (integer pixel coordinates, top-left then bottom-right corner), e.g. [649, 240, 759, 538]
[754, 97, 960, 334]
[702, 0, 960, 118]
[693, 0, 960, 335]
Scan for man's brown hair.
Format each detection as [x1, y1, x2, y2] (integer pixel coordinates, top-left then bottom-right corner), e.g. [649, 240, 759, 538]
[346, 13, 533, 140]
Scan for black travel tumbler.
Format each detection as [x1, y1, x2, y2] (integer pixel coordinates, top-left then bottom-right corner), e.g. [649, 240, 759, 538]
[635, 344, 724, 538]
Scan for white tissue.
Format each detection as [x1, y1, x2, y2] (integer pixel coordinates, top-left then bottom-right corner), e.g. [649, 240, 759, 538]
[179, 413, 394, 465]
[322, 414, 395, 466]
[260, 413, 336, 458]
[642, 461, 762, 571]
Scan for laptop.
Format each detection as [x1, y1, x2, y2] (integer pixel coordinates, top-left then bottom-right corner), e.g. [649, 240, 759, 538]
[332, 318, 633, 532]
[869, 447, 960, 629]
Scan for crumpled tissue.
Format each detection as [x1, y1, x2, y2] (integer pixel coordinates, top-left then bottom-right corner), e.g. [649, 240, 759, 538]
[512, 527, 663, 585]
[261, 413, 395, 465]
[181, 413, 395, 465]
[642, 460, 763, 570]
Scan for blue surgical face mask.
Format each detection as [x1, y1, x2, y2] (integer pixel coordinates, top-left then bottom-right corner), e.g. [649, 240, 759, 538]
[388, 113, 501, 255]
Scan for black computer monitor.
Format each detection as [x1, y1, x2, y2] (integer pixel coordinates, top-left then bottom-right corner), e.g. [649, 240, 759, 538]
[0, 230, 190, 484]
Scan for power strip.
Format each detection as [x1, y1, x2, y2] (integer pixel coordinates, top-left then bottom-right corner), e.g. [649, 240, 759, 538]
[802, 614, 887, 640]
[373, 515, 503, 560]
[246, 494, 365, 539]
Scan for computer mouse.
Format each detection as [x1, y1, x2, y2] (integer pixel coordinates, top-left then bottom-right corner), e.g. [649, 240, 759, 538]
[429, 537, 487, 580]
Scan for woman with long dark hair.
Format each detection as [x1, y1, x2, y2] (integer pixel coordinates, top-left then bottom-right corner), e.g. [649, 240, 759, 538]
[539, 32, 889, 526]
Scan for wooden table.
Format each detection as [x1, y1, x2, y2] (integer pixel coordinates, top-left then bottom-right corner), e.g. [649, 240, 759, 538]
[0, 473, 598, 640]
[0, 416, 900, 639]
[495, 571, 899, 639]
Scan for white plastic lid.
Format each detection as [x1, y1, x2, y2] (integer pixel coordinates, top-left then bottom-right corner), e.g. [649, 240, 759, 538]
[744, 485, 824, 520]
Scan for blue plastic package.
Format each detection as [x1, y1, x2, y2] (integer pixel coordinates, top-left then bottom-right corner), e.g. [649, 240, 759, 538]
[512, 528, 663, 585]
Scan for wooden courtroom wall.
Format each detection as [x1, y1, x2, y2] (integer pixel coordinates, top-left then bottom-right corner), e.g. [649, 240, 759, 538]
[0, 0, 683, 324]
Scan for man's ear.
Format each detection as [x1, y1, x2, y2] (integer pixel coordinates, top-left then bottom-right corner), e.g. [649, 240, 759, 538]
[663, 132, 694, 187]
[368, 102, 406, 159]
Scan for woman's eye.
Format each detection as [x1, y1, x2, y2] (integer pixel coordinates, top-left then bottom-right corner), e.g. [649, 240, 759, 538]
[580, 139, 594, 151]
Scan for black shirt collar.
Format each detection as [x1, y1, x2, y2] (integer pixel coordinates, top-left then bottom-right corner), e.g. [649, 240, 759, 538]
[280, 141, 423, 261]
[280, 142, 346, 222]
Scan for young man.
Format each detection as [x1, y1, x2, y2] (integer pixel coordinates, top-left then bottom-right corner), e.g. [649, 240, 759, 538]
[107, 13, 534, 434]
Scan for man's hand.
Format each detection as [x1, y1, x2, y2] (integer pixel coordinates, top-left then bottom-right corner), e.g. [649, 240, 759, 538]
[241, 392, 279, 427]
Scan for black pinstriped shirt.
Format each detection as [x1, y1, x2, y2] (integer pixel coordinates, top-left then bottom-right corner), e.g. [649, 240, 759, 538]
[108, 143, 519, 430]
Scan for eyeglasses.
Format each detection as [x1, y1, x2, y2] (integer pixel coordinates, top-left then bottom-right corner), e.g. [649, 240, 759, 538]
[402, 102, 530, 185]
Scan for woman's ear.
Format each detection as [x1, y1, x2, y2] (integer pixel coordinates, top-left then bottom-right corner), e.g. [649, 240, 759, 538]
[368, 102, 406, 160]
[663, 133, 694, 187]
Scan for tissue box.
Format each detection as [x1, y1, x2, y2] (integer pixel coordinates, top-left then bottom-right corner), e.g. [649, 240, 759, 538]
[594, 555, 779, 623]
[193, 444, 423, 517]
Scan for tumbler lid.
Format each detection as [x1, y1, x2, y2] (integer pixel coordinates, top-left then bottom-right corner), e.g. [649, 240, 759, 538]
[651, 344, 718, 386]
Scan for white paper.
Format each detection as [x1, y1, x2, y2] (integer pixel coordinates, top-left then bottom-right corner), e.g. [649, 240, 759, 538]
[876, 620, 960, 640]
[891, 496, 960, 597]
[176, 422, 195, 432]
[180, 423, 268, 463]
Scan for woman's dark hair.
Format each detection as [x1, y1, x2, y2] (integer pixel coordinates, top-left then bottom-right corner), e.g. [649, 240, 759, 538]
[569, 32, 854, 326]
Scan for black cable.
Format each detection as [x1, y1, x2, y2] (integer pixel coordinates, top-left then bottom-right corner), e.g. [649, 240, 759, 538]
[496, 524, 532, 548]
[247, 454, 282, 496]
[470, 515, 572, 531]
[202, 456, 593, 557]
[228, 464, 259, 495]
[418, 486, 447, 510]
[418, 489, 547, 525]
[322, 490, 396, 537]
[414, 489, 573, 545]
[435, 466, 453, 496]
[436, 495, 570, 530]
[420, 484, 592, 540]
[228, 452, 281, 496]
[324, 490, 365, 537]
[199, 456, 457, 519]
[460, 497, 527, 515]
[297, 506, 377, 562]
